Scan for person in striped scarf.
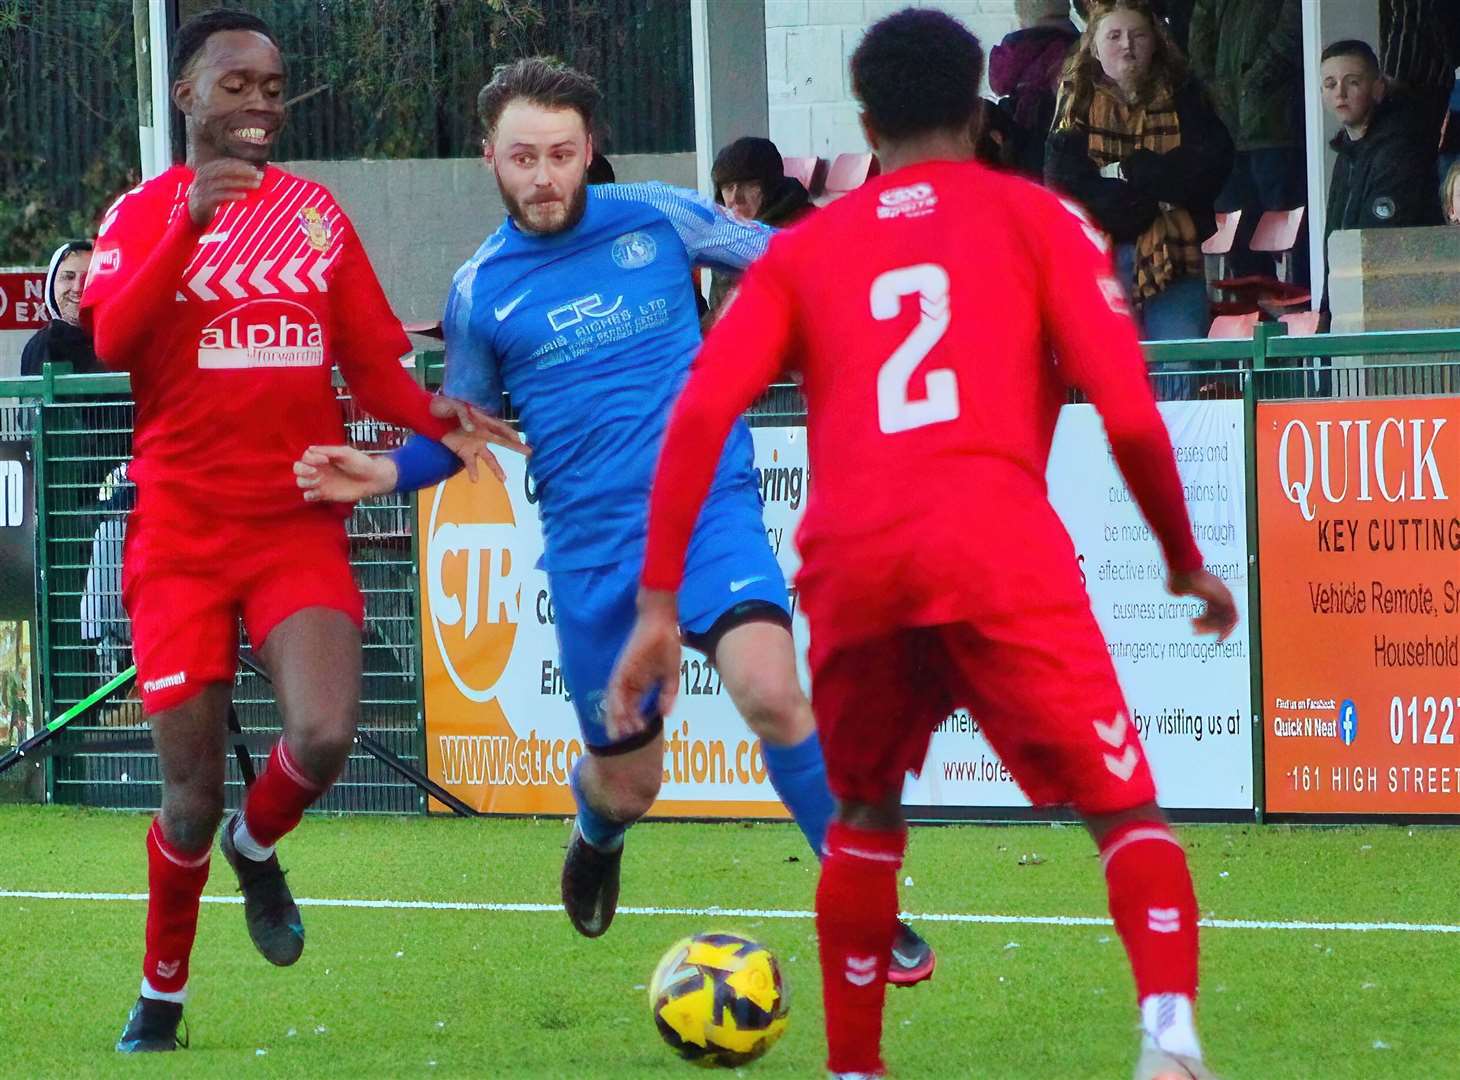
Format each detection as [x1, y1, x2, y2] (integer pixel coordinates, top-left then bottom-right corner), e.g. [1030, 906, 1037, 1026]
[1046, 0, 1232, 342]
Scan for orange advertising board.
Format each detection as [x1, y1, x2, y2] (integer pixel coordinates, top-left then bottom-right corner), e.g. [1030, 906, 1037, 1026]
[1258, 399, 1460, 814]
[419, 437, 801, 817]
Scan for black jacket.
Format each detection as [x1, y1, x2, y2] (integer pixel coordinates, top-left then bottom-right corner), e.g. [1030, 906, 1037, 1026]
[1325, 96, 1443, 237]
[1045, 79, 1234, 246]
[20, 318, 102, 376]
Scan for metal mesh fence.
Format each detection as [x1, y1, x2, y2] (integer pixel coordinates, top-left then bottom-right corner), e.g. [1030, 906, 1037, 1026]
[37, 392, 427, 813]
[28, 346, 1460, 811]
[1254, 358, 1460, 401]
[28, 371, 815, 810]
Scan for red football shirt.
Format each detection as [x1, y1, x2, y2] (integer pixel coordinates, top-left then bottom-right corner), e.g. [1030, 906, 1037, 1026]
[81, 163, 452, 518]
[641, 159, 1202, 649]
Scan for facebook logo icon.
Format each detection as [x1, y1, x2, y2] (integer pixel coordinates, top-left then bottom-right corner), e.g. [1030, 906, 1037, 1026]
[1339, 700, 1358, 746]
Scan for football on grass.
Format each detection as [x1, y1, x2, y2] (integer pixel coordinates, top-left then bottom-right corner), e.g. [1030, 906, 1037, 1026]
[648, 931, 789, 1067]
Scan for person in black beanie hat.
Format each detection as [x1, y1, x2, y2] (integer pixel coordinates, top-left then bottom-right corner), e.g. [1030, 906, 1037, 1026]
[587, 153, 616, 184]
[712, 136, 812, 225]
[21, 239, 103, 375]
[707, 136, 812, 313]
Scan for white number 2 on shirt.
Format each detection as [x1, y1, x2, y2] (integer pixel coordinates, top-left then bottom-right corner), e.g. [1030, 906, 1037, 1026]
[871, 264, 958, 434]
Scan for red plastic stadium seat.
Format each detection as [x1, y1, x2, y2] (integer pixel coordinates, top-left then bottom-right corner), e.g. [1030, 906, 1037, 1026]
[1250, 207, 1306, 255]
[782, 155, 827, 196]
[1208, 312, 1260, 339]
[816, 153, 880, 204]
[1211, 206, 1310, 316]
[1201, 210, 1241, 256]
[1280, 310, 1322, 336]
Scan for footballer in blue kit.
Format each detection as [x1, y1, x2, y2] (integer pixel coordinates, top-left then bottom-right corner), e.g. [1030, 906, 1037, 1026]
[436, 176, 793, 743]
[294, 57, 933, 983]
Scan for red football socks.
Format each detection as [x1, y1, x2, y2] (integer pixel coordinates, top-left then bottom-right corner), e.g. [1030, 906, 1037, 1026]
[241, 739, 327, 850]
[816, 821, 906, 1076]
[142, 818, 210, 998]
[1099, 820, 1199, 1000]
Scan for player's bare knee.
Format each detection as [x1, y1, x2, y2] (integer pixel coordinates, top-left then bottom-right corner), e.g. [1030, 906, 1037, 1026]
[160, 787, 225, 853]
[738, 683, 813, 745]
[1084, 800, 1167, 846]
[287, 726, 353, 788]
[595, 759, 661, 822]
[605, 776, 660, 822]
[836, 792, 903, 833]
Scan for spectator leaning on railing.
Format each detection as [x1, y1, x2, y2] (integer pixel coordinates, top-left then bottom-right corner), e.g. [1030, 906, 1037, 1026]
[706, 136, 811, 314]
[1188, 0, 1305, 283]
[20, 239, 102, 376]
[1321, 41, 1444, 240]
[1046, 0, 1233, 341]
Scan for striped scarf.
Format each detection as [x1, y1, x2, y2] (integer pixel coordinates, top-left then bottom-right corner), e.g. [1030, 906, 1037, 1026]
[1085, 83, 1203, 302]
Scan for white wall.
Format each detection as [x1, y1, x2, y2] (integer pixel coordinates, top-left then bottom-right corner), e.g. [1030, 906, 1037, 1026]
[0, 331, 32, 377]
[283, 153, 697, 325]
[1304, 0, 1382, 298]
[765, 0, 1022, 158]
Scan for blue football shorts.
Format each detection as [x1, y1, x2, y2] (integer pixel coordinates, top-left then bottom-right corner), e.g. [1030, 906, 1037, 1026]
[547, 498, 790, 754]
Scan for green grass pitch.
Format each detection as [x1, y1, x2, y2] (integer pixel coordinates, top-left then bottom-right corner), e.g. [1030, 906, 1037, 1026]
[1, 806, 1456, 1078]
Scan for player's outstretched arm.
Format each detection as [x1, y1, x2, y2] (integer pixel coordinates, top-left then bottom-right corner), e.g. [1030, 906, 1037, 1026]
[1168, 568, 1238, 641]
[601, 183, 772, 275]
[424, 394, 529, 479]
[296, 413, 522, 503]
[1035, 195, 1237, 639]
[296, 445, 397, 503]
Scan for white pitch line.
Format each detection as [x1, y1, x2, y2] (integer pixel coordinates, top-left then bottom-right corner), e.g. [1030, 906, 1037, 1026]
[1, 889, 1457, 935]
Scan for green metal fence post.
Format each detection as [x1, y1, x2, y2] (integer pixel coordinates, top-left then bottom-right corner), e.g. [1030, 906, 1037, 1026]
[30, 380, 54, 803]
[38, 361, 71, 403]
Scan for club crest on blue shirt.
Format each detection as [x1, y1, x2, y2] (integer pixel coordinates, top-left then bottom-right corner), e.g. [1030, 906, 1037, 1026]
[612, 231, 657, 270]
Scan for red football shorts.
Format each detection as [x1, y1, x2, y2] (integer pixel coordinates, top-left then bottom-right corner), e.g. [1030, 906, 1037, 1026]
[123, 505, 363, 714]
[811, 602, 1157, 816]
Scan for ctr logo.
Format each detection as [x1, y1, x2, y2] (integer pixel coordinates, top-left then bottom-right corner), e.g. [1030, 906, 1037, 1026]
[1339, 699, 1358, 746]
[547, 292, 623, 332]
[426, 470, 525, 703]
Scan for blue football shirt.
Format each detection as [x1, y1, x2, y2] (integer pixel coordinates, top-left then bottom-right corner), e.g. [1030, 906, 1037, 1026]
[440, 182, 773, 571]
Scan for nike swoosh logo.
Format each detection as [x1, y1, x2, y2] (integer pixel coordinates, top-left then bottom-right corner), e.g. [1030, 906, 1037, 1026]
[890, 947, 922, 968]
[729, 576, 767, 593]
[494, 289, 531, 321]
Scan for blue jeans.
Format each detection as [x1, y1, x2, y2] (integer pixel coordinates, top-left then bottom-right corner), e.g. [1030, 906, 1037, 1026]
[1117, 245, 1209, 399]
[1116, 245, 1210, 341]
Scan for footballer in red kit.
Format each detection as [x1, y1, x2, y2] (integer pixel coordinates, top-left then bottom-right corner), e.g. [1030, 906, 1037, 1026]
[608, 9, 1237, 1080]
[90, 9, 519, 1054]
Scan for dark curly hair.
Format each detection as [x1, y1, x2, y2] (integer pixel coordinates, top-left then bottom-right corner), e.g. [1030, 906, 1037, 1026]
[172, 8, 280, 80]
[850, 8, 985, 142]
[477, 58, 601, 141]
